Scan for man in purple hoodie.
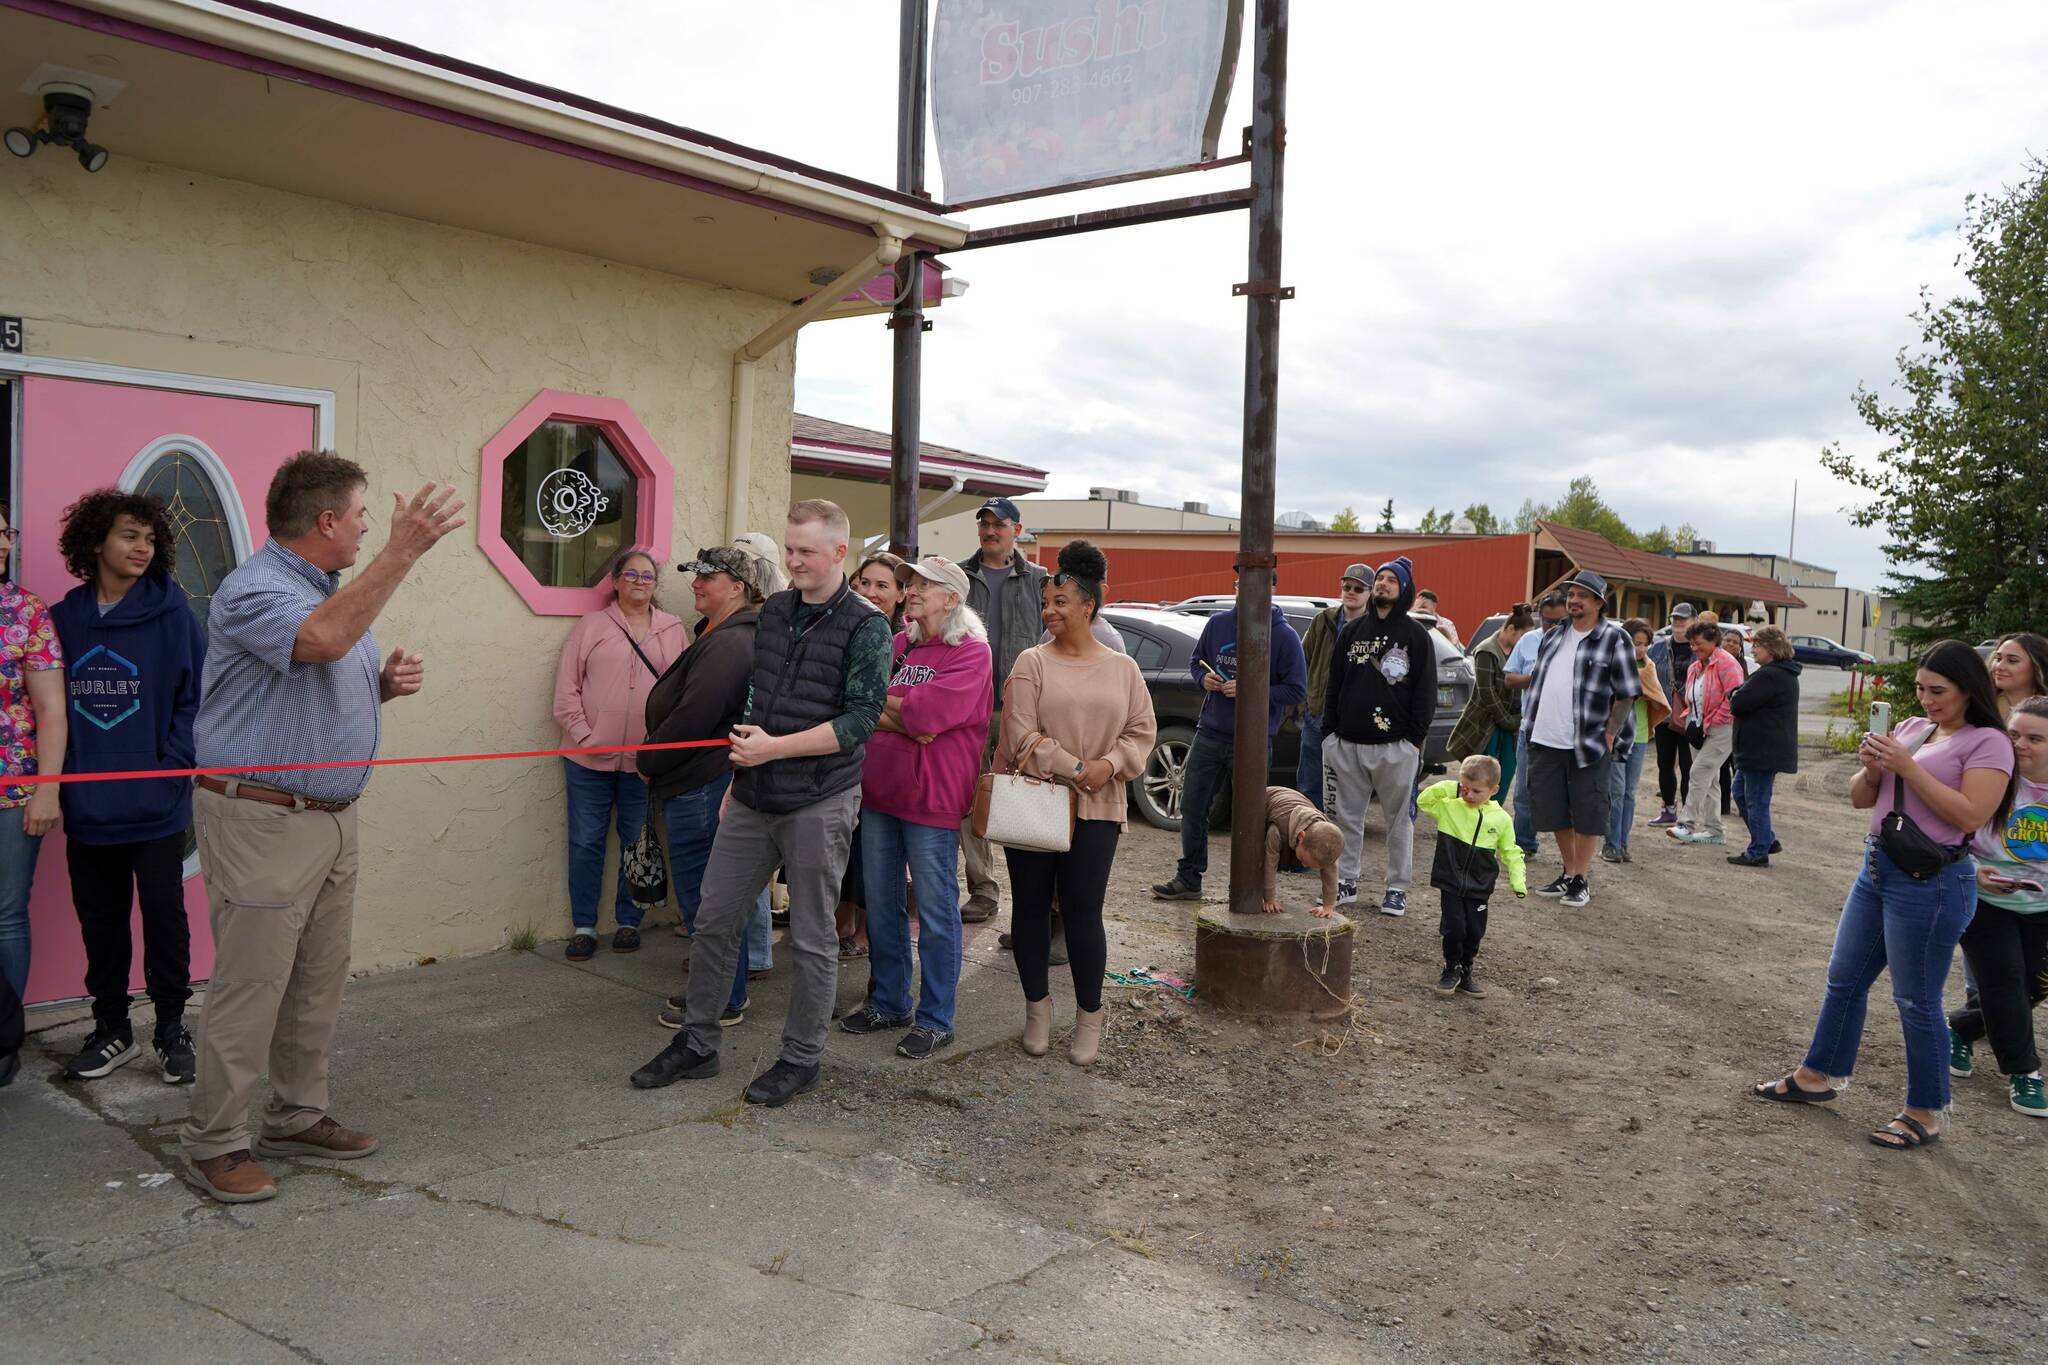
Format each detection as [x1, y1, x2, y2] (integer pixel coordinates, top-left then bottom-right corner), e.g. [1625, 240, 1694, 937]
[1151, 590, 1308, 901]
[838, 556, 992, 1060]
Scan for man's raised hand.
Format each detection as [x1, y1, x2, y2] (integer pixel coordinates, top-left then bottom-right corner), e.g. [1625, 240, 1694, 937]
[389, 483, 466, 562]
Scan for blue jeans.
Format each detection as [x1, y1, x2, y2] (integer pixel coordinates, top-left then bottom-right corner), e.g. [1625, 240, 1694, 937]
[564, 760, 649, 931]
[660, 770, 767, 1010]
[1605, 742, 1649, 850]
[862, 811, 963, 1033]
[1295, 712, 1325, 812]
[1803, 838, 1977, 1111]
[1511, 730, 1536, 854]
[1733, 770, 1776, 860]
[1176, 728, 1233, 885]
[0, 805, 45, 999]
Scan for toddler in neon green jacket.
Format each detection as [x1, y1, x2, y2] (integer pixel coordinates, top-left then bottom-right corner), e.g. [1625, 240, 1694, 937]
[1417, 755, 1527, 998]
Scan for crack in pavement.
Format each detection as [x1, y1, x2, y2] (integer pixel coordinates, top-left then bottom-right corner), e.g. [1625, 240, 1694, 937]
[109, 1263, 332, 1364]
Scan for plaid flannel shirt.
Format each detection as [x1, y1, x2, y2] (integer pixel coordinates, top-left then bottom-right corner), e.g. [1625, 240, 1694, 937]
[1524, 616, 1641, 767]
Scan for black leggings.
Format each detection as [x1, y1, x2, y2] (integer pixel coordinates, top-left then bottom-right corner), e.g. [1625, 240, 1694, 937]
[1005, 820, 1119, 1012]
[1655, 725, 1691, 806]
[1949, 899, 2048, 1076]
[68, 831, 191, 1034]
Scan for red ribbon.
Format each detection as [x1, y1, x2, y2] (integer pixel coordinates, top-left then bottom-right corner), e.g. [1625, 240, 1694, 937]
[9, 738, 733, 787]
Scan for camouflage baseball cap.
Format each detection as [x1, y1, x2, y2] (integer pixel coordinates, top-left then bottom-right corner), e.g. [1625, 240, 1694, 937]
[682, 544, 772, 598]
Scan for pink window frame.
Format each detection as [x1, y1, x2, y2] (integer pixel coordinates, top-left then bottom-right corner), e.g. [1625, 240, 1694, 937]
[477, 389, 675, 616]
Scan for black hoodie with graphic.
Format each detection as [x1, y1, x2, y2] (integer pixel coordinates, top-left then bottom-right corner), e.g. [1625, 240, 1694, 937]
[1321, 572, 1437, 748]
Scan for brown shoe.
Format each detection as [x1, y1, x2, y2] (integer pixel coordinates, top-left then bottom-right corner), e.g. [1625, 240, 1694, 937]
[255, 1115, 380, 1161]
[188, 1149, 278, 1203]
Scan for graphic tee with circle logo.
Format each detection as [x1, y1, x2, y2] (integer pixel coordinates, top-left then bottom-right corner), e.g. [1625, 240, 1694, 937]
[1972, 776, 2048, 913]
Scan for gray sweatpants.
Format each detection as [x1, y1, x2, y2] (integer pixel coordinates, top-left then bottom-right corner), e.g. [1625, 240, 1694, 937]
[683, 787, 860, 1067]
[1322, 735, 1421, 894]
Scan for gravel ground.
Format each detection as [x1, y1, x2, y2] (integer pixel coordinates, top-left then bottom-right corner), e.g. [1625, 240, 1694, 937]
[830, 749, 2048, 1362]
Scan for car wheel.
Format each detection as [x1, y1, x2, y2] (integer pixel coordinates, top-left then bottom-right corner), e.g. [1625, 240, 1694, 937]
[1134, 724, 1194, 831]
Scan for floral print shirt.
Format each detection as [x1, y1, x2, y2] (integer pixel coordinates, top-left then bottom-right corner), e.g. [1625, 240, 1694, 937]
[1, 582, 64, 809]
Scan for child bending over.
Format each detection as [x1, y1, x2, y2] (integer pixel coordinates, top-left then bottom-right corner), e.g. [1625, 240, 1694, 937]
[1261, 786, 1346, 916]
[1417, 754, 1527, 997]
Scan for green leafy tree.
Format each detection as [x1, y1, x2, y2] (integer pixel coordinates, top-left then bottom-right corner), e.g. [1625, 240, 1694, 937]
[1822, 159, 2048, 659]
[1639, 522, 1703, 554]
[1376, 499, 1397, 532]
[1328, 505, 1361, 533]
[1461, 503, 1503, 535]
[1416, 507, 1454, 534]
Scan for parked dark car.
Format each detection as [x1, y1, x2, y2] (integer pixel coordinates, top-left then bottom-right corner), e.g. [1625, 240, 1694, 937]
[1785, 633, 1875, 669]
[1109, 603, 1473, 831]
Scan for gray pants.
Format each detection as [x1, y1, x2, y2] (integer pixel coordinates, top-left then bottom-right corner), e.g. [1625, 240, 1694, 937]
[1323, 735, 1420, 894]
[1680, 724, 1732, 837]
[684, 787, 860, 1066]
[959, 709, 1003, 906]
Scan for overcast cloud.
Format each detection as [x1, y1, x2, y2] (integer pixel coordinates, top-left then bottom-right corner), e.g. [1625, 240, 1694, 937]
[297, 1, 2048, 588]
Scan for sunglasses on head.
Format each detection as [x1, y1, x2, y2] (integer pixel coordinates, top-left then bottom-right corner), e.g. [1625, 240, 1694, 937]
[1048, 571, 1097, 589]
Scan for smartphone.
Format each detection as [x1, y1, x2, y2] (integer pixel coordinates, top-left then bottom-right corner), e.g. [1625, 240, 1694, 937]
[1986, 872, 2047, 893]
[1868, 701, 1892, 737]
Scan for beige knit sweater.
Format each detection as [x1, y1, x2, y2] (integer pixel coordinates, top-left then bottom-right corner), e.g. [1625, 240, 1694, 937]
[998, 645, 1158, 829]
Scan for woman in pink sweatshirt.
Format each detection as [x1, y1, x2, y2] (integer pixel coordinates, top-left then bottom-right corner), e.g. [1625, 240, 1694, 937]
[551, 550, 684, 958]
[838, 556, 993, 1060]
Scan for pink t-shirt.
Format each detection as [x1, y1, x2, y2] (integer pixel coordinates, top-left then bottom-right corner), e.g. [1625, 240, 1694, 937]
[1868, 718, 2015, 845]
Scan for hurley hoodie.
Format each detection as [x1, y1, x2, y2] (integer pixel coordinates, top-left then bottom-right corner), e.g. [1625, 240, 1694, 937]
[1190, 605, 1309, 738]
[1322, 556, 1438, 748]
[51, 575, 207, 845]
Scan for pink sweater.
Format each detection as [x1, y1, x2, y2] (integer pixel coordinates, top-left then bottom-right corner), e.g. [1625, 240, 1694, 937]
[862, 628, 995, 828]
[553, 604, 686, 771]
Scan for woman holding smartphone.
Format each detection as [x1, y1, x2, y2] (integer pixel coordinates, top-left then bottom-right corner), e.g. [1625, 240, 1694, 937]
[1753, 640, 2015, 1151]
[1946, 695, 2048, 1118]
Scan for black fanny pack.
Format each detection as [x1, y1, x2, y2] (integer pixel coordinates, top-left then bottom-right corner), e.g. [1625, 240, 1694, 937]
[1877, 767, 1968, 881]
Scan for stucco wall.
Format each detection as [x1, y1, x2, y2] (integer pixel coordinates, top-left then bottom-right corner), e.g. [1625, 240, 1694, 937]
[0, 155, 797, 973]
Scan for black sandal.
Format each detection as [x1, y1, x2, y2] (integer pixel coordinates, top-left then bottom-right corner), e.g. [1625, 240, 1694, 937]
[1869, 1113, 1939, 1151]
[1752, 1072, 1837, 1104]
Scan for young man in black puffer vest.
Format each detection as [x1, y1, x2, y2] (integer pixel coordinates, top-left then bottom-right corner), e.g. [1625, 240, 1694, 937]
[630, 500, 889, 1107]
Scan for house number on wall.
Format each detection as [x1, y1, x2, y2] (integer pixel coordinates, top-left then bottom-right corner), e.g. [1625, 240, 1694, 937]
[0, 317, 22, 353]
[535, 467, 610, 539]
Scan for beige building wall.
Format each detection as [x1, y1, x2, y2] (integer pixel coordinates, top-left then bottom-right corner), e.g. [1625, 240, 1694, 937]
[923, 496, 1242, 561]
[1, 155, 798, 974]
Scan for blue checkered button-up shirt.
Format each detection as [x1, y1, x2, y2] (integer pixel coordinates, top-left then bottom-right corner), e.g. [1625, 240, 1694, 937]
[1523, 615, 1641, 767]
[194, 540, 382, 801]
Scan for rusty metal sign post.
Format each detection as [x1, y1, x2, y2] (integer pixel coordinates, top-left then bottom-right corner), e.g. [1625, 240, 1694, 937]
[1226, 0, 1289, 917]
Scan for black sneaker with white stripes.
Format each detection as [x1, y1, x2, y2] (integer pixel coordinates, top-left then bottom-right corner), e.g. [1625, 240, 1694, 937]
[64, 1024, 140, 1080]
[1560, 876, 1590, 908]
[895, 1026, 954, 1060]
[1534, 873, 1571, 898]
[154, 1024, 196, 1085]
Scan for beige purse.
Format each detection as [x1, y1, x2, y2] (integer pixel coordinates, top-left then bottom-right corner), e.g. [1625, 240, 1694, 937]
[972, 730, 1078, 853]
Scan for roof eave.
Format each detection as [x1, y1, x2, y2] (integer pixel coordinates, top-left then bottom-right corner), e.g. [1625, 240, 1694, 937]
[58, 0, 969, 251]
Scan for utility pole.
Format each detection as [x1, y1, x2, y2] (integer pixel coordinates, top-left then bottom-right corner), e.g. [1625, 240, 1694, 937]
[1227, 0, 1290, 915]
[889, 0, 929, 559]
[1788, 479, 1798, 560]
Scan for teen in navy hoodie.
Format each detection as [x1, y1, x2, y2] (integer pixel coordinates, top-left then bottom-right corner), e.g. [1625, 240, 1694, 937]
[50, 490, 206, 1086]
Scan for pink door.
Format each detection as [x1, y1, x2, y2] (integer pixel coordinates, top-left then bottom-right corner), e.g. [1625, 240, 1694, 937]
[16, 376, 318, 1007]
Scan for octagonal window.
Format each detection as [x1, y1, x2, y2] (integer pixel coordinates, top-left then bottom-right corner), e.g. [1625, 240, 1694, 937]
[477, 391, 675, 616]
[499, 421, 640, 589]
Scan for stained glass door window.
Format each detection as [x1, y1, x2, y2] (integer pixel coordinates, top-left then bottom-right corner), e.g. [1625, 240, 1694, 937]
[133, 448, 240, 630]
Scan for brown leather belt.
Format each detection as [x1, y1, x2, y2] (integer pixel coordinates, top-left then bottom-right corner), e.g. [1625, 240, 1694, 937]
[197, 776, 357, 813]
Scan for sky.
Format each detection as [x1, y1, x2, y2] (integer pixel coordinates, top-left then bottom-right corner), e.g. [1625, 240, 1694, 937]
[293, 0, 2048, 589]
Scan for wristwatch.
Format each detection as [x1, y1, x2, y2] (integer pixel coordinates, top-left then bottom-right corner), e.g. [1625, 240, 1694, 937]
[1073, 759, 1086, 778]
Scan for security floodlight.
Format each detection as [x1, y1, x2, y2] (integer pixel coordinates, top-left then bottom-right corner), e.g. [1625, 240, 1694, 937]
[4, 84, 111, 173]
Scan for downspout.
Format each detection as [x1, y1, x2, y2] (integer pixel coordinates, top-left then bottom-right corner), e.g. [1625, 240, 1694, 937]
[727, 233, 906, 540]
[919, 474, 967, 521]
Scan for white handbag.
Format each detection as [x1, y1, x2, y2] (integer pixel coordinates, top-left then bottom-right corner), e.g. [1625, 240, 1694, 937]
[972, 730, 1077, 853]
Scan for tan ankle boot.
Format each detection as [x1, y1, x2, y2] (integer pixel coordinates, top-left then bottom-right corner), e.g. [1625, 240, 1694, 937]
[1022, 998, 1052, 1056]
[1069, 1006, 1106, 1067]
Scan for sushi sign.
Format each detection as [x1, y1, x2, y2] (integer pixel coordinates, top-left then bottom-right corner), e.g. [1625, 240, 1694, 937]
[933, 0, 1242, 206]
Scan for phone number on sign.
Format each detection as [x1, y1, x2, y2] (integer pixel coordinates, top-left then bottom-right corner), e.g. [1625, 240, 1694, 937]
[1007, 64, 1135, 103]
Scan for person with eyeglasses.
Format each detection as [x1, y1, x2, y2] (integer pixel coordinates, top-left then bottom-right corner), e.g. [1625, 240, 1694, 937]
[1295, 566, 1374, 811]
[551, 549, 684, 959]
[0, 502, 67, 1091]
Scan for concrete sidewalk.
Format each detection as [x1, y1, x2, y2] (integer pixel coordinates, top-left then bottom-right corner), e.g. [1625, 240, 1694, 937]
[0, 926, 1368, 1364]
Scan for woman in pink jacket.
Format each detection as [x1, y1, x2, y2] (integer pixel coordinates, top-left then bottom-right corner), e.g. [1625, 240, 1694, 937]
[551, 550, 684, 958]
[837, 556, 993, 1060]
[1669, 621, 1745, 846]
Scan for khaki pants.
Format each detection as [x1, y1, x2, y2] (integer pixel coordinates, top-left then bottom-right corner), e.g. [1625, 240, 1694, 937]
[959, 708, 1004, 906]
[182, 787, 359, 1162]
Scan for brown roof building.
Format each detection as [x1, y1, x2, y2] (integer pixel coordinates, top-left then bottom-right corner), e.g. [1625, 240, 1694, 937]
[1533, 521, 1806, 623]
